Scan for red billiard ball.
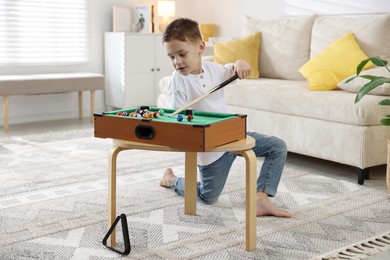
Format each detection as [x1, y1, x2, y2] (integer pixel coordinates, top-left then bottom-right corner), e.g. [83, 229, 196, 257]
[153, 111, 159, 118]
[187, 114, 193, 121]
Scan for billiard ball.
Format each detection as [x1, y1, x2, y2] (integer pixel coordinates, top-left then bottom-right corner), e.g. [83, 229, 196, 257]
[122, 111, 129, 116]
[158, 109, 165, 116]
[177, 115, 183, 122]
[116, 112, 123, 116]
[142, 109, 150, 115]
[153, 111, 159, 118]
[146, 112, 151, 118]
[187, 114, 193, 121]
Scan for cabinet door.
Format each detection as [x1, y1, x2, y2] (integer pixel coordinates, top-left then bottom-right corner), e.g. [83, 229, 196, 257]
[118, 34, 173, 108]
[125, 35, 154, 73]
[124, 35, 155, 107]
[153, 34, 174, 99]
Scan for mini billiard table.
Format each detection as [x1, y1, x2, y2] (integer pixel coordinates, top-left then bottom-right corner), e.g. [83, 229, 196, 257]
[94, 106, 247, 151]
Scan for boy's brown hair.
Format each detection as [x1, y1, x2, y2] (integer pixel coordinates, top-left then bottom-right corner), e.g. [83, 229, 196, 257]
[163, 18, 202, 43]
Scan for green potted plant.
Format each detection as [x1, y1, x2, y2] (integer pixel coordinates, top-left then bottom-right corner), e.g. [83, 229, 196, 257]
[347, 56, 390, 124]
[347, 56, 390, 191]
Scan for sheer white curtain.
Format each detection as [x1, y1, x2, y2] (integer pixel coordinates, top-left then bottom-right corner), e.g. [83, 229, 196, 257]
[0, 0, 89, 65]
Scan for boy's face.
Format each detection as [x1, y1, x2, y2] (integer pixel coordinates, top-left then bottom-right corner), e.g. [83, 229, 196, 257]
[164, 39, 205, 75]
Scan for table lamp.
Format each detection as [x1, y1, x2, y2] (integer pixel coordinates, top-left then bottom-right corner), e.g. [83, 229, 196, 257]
[158, 0, 175, 32]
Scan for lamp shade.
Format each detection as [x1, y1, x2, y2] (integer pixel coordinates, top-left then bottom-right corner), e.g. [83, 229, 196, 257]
[158, 1, 175, 18]
[157, 0, 175, 32]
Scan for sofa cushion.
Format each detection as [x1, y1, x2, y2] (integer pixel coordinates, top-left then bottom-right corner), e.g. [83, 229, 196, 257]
[338, 67, 390, 95]
[299, 32, 371, 91]
[224, 78, 388, 126]
[310, 14, 390, 61]
[213, 32, 261, 79]
[242, 15, 315, 80]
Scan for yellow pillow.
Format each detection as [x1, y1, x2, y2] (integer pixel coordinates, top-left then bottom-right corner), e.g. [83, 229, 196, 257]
[299, 32, 372, 91]
[213, 32, 261, 79]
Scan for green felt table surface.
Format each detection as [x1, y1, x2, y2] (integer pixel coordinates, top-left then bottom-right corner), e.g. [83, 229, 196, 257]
[103, 106, 239, 125]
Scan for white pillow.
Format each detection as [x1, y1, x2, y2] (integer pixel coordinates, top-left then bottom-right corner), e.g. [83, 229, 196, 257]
[337, 67, 390, 95]
[159, 76, 171, 94]
[242, 15, 315, 80]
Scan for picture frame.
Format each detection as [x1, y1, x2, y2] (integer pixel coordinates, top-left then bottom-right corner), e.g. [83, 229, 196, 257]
[112, 6, 132, 32]
[132, 5, 152, 33]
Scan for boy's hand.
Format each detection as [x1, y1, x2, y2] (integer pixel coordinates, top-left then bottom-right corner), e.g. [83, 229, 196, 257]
[233, 59, 251, 79]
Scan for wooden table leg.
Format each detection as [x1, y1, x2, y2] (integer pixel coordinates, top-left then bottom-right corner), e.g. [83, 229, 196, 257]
[184, 152, 197, 215]
[236, 149, 257, 251]
[108, 145, 125, 246]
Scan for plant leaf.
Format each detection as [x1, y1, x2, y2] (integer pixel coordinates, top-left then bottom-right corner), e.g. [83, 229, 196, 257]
[355, 77, 390, 103]
[368, 56, 388, 67]
[360, 75, 380, 81]
[380, 118, 390, 126]
[345, 75, 358, 83]
[356, 57, 388, 75]
[356, 58, 371, 75]
[379, 99, 390, 106]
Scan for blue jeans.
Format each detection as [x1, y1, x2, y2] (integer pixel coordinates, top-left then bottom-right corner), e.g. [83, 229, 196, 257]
[171, 132, 287, 205]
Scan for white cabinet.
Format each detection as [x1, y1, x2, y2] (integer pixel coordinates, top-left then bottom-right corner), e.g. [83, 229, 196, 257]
[104, 33, 173, 109]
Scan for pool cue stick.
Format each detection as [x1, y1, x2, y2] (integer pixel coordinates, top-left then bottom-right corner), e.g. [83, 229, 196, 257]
[169, 74, 239, 117]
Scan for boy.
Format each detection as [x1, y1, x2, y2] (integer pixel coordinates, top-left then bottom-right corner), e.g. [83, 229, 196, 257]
[160, 18, 291, 218]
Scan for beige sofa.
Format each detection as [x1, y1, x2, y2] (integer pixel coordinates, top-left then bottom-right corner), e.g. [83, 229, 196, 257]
[157, 13, 390, 184]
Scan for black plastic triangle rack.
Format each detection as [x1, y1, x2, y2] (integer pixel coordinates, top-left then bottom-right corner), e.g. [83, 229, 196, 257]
[102, 213, 131, 255]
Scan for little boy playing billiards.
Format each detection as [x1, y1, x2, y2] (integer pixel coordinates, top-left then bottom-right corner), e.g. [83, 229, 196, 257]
[160, 18, 291, 218]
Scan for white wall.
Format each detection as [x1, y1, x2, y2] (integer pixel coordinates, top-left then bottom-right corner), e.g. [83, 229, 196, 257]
[199, 0, 390, 37]
[283, 0, 390, 16]
[1, 0, 389, 127]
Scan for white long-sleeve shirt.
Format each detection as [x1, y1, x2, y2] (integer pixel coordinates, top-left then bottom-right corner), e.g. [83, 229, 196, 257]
[167, 61, 234, 166]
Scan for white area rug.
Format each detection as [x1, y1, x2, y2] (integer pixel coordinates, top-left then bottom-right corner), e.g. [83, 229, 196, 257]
[0, 127, 389, 259]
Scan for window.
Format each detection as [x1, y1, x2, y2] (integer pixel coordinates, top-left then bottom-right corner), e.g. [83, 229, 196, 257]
[0, 0, 89, 65]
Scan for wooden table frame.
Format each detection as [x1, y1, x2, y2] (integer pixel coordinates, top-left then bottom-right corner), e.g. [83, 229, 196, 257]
[107, 136, 257, 251]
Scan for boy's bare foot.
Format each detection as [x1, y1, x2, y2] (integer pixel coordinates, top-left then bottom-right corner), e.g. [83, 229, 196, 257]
[256, 192, 291, 218]
[160, 168, 177, 188]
